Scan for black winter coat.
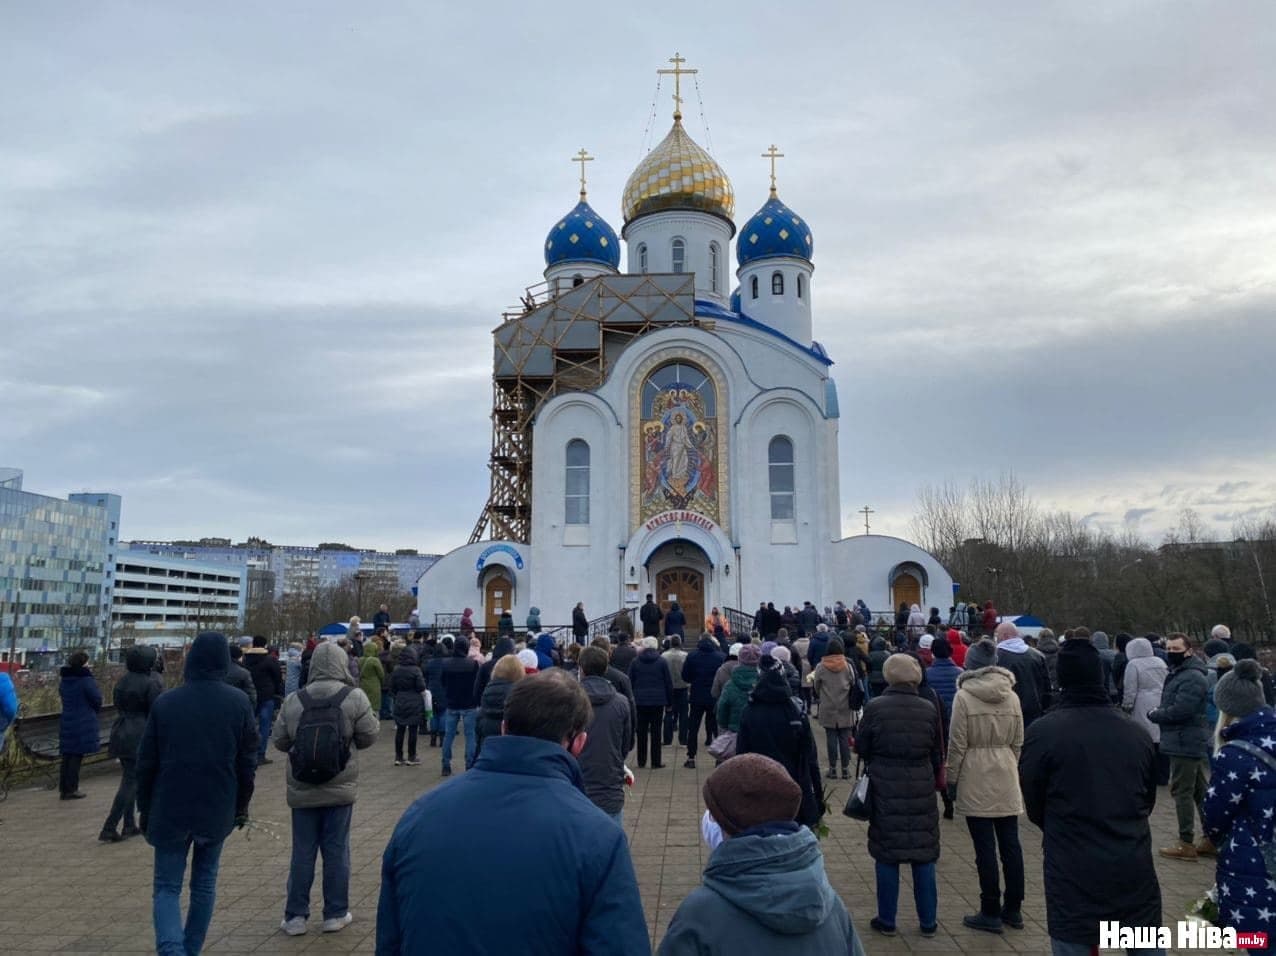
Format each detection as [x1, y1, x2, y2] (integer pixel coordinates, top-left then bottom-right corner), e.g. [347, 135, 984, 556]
[798, 606, 820, 637]
[137, 633, 257, 849]
[611, 641, 638, 675]
[110, 646, 163, 760]
[995, 646, 1052, 725]
[628, 648, 672, 707]
[441, 653, 480, 711]
[681, 638, 726, 708]
[737, 670, 824, 827]
[474, 637, 516, 701]
[475, 678, 514, 752]
[423, 651, 448, 713]
[664, 607, 686, 637]
[639, 601, 663, 637]
[1020, 688, 1161, 945]
[854, 686, 941, 864]
[390, 654, 427, 727]
[806, 632, 830, 669]
[242, 648, 284, 706]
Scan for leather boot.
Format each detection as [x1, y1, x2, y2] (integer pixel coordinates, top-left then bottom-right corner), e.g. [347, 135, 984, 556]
[1195, 837, 1217, 857]
[1159, 840, 1198, 861]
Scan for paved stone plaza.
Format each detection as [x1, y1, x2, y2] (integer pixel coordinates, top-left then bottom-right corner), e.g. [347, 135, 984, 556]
[0, 726, 1221, 954]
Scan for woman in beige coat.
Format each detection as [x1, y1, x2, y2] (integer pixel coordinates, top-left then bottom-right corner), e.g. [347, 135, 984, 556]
[945, 638, 1025, 935]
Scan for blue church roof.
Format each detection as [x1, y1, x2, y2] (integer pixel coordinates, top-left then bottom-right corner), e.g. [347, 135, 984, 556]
[736, 194, 813, 267]
[693, 299, 832, 366]
[544, 199, 620, 269]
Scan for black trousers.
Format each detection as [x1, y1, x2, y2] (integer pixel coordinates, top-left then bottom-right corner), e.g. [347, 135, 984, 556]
[60, 753, 83, 796]
[104, 756, 138, 831]
[636, 705, 664, 767]
[685, 702, 718, 758]
[395, 724, 418, 761]
[663, 688, 688, 745]
[966, 816, 1025, 917]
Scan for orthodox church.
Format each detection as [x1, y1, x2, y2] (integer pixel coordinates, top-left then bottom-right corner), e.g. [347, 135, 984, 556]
[416, 57, 953, 636]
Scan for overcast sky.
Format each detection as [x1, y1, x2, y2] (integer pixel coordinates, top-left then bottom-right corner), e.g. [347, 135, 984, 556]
[3, 1, 1274, 554]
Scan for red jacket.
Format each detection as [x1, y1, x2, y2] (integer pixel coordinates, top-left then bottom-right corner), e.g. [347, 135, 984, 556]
[946, 629, 966, 667]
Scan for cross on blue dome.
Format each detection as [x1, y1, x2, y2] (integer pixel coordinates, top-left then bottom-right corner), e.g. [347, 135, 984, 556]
[544, 199, 621, 269]
[736, 195, 814, 267]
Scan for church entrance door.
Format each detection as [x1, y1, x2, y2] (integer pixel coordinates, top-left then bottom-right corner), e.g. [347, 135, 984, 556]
[656, 567, 704, 640]
[891, 574, 921, 613]
[484, 575, 511, 632]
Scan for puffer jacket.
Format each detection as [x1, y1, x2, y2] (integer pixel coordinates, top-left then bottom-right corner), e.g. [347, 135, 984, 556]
[947, 666, 1024, 817]
[811, 657, 854, 729]
[272, 642, 378, 808]
[389, 650, 427, 726]
[1121, 638, 1167, 743]
[925, 658, 962, 720]
[658, 824, 865, 956]
[1202, 707, 1276, 935]
[1148, 654, 1210, 758]
[1092, 632, 1117, 699]
[854, 685, 942, 864]
[628, 647, 673, 707]
[109, 646, 163, 760]
[716, 665, 758, 732]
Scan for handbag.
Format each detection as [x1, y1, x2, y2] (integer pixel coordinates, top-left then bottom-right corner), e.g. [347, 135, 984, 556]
[843, 770, 871, 820]
[707, 730, 737, 760]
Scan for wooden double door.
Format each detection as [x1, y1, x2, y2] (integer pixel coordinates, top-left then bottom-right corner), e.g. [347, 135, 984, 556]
[656, 567, 704, 637]
[484, 575, 511, 631]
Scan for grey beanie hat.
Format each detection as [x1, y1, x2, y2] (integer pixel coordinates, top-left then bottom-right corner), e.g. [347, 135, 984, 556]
[964, 638, 998, 671]
[1215, 659, 1268, 719]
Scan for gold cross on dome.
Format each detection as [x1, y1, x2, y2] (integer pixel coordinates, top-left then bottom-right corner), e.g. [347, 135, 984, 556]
[657, 52, 698, 121]
[762, 144, 784, 197]
[572, 148, 594, 199]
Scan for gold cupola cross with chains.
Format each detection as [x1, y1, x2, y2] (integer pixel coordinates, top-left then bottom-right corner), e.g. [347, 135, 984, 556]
[657, 52, 698, 122]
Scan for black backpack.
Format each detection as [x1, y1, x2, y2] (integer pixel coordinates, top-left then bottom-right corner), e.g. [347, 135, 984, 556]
[288, 686, 353, 785]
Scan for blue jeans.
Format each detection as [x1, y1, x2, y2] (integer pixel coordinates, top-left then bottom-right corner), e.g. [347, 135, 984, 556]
[257, 699, 276, 761]
[875, 860, 937, 930]
[285, 804, 352, 921]
[379, 693, 393, 720]
[153, 837, 225, 955]
[442, 708, 477, 772]
[1051, 939, 1164, 956]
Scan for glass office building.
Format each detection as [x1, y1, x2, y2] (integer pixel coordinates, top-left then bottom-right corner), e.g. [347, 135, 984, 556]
[0, 469, 112, 652]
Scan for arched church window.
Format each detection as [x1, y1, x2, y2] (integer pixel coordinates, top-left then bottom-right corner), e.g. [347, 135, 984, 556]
[771, 272, 784, 296]
[709, 242, 721, 292]
[572, 274, 584, 288]
[565, 439, 590, 525]
[797, 274, 804, 299]
[750, 275, 759, 299]
[638, 243, 648, 273]
[671, 237, 686, 274]
[768, 436, 795, 520]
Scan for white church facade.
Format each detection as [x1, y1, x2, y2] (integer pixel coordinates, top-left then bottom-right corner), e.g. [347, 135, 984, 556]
[417, 59, 953, 636]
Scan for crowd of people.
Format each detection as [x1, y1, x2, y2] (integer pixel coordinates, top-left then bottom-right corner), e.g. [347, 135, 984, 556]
[34, 598, 1276, 954]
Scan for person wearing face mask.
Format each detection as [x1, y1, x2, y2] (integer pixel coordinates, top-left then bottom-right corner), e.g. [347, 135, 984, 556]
[1147, 632, 1212, 861]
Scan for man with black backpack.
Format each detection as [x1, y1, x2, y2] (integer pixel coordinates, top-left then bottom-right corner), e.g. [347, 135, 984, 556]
[273, 640, 380, 937]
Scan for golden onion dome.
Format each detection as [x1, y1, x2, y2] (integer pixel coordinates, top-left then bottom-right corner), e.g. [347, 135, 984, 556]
[622, 119, 735, 227]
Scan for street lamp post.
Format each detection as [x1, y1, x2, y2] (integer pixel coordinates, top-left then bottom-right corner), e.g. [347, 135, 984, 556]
[353, 571, 367, 620]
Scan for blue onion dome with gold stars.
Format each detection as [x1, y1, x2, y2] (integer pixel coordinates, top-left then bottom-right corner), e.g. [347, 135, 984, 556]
[544, 198, 620, 269]
[622, 119, 735, 227]
[736, 194, 813, 267]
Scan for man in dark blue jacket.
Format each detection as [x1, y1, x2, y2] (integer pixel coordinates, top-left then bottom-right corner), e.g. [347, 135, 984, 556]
[377, 670, 649, 955]
[439, 636, 480, 776]
[137, 632, 257, 956]
[681, 637, 726, 769]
